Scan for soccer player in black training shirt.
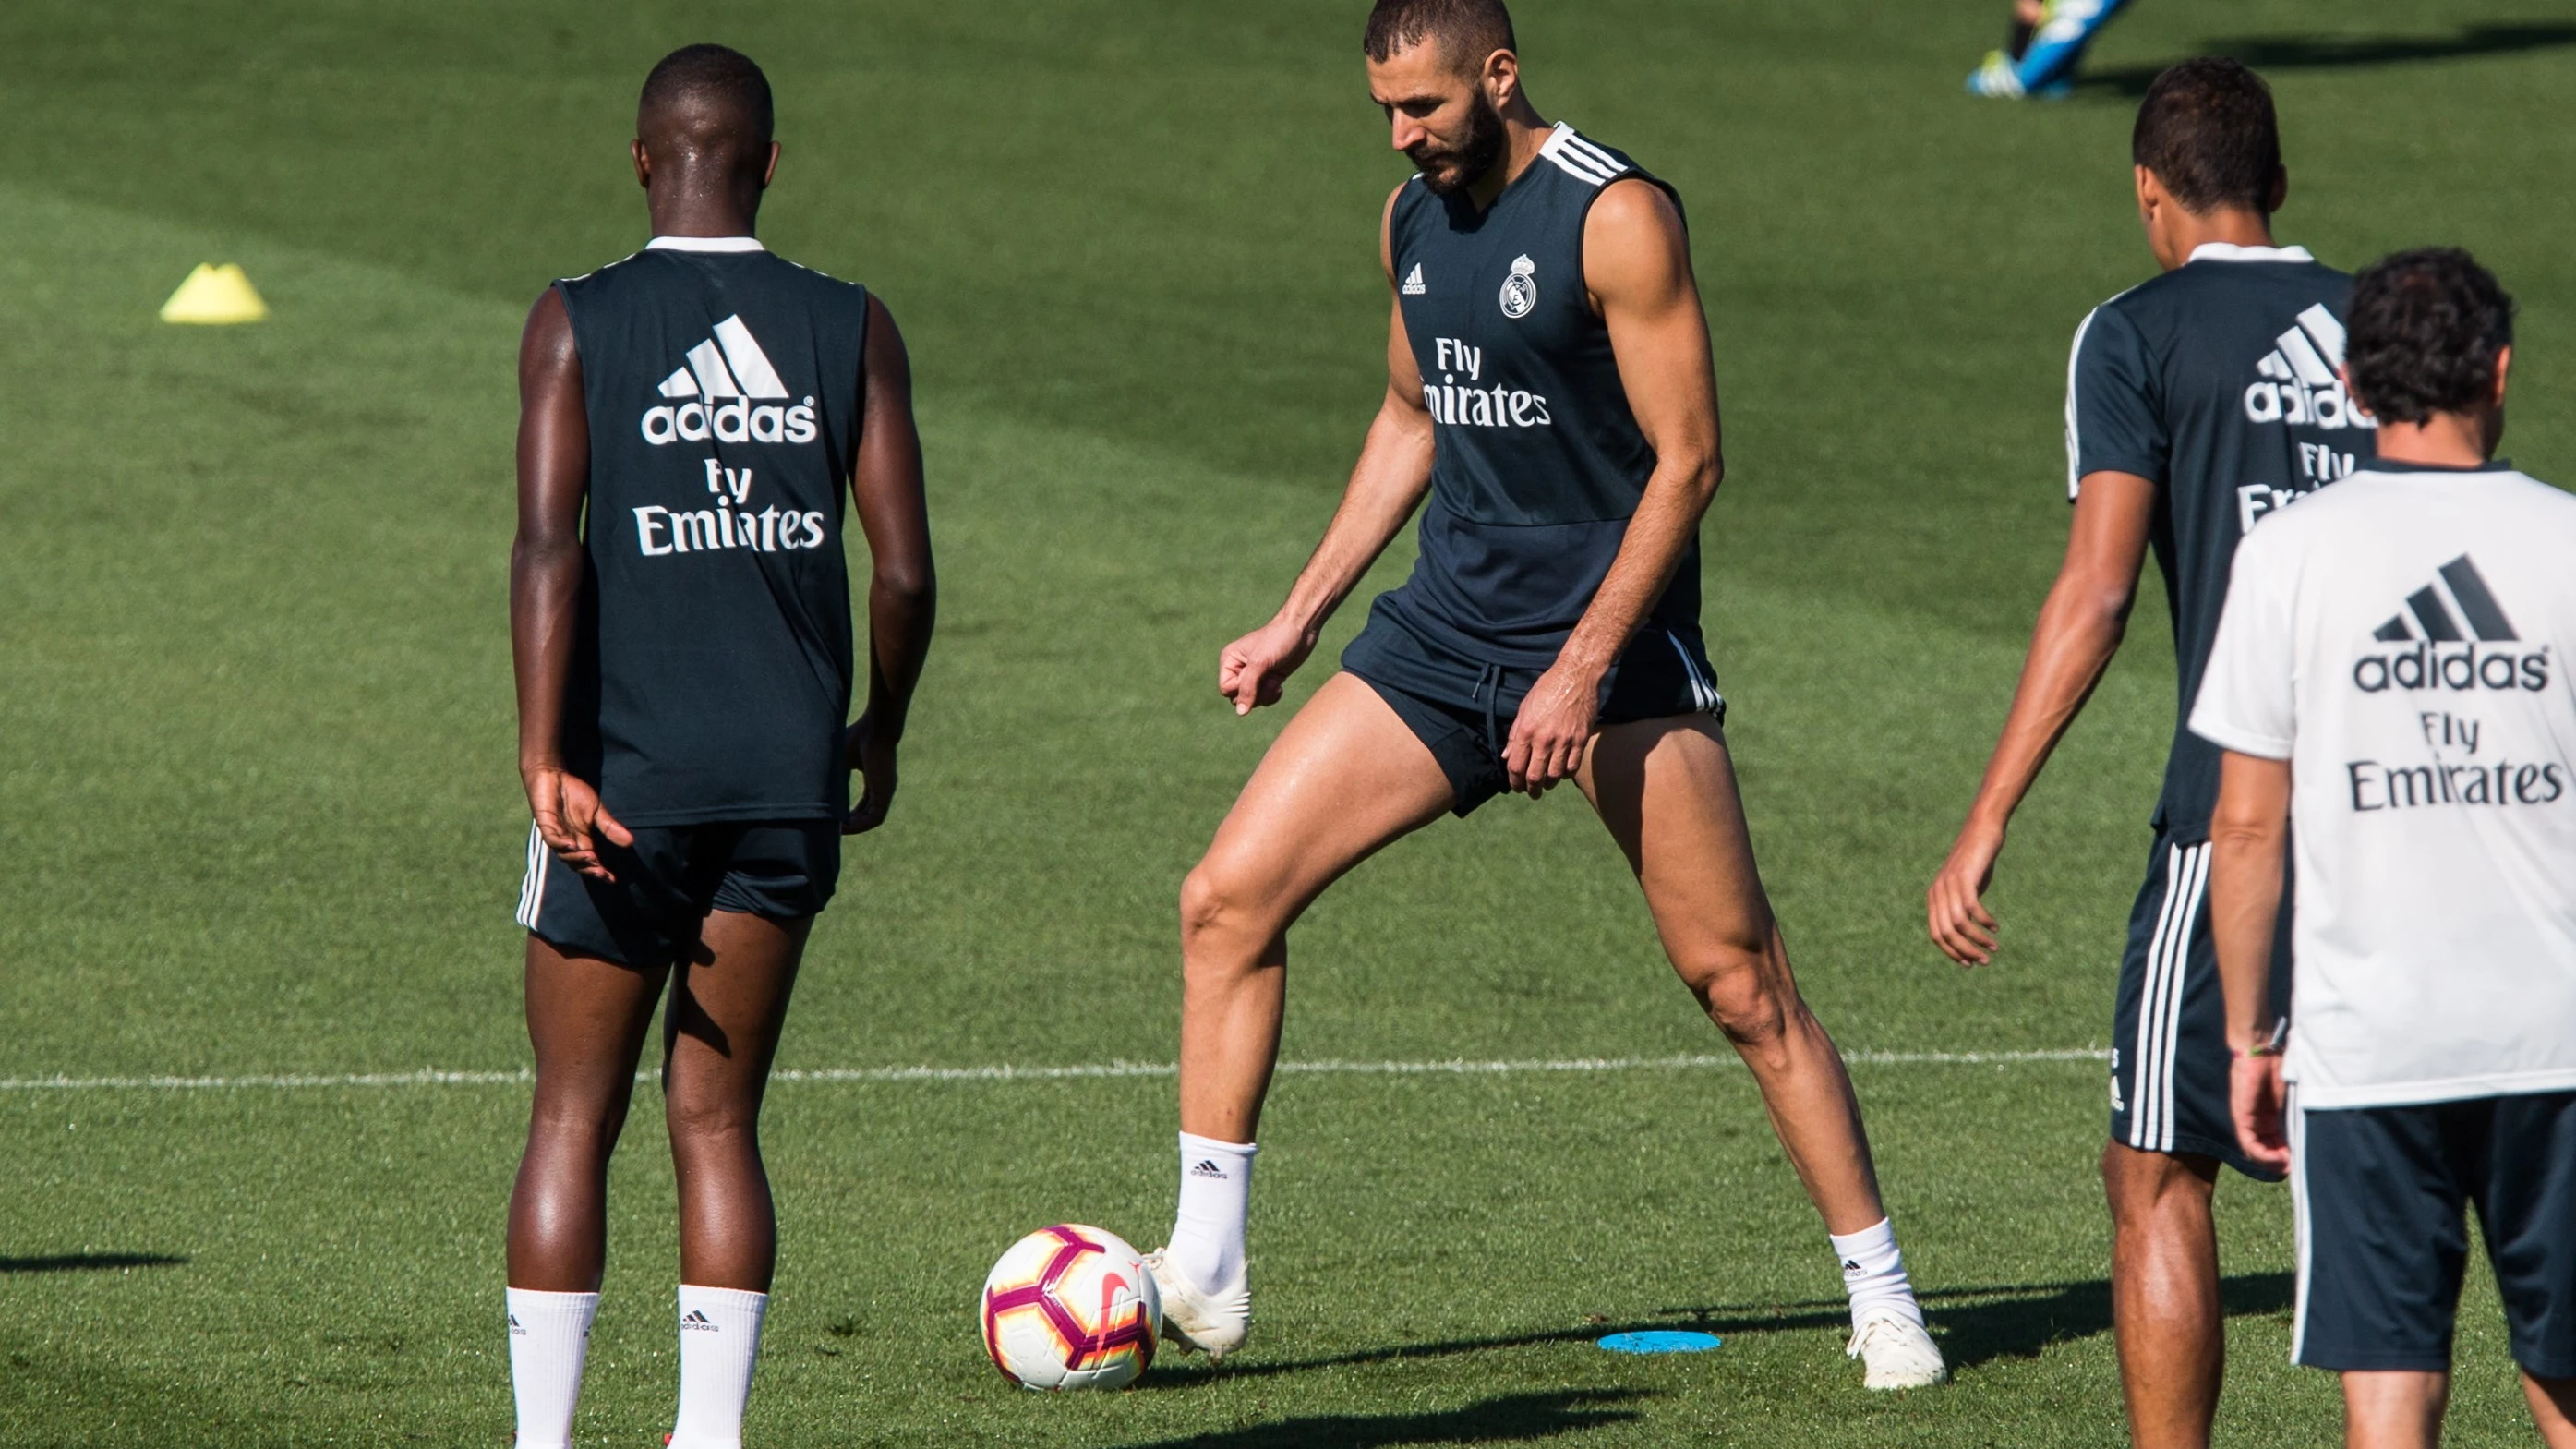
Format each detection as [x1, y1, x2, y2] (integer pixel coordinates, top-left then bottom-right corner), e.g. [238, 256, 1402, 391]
[1147, 0, 1944, 1390]
[503, 46, 933, 1449]
[1927, 60, 2369, 1449]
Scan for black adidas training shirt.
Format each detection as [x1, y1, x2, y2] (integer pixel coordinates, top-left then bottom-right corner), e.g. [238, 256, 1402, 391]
[555, 237, 868, 827]
[2066, 243, 2376, 839]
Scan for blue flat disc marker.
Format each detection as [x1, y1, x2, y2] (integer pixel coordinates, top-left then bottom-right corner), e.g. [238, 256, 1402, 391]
[1598, 1330, 1722, 1355]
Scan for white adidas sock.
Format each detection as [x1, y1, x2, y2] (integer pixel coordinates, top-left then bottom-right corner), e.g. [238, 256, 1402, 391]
[670, 1285, 767, 1449]
[506, 1287, 598, 1449]
[1166, 1131, 1256, 1295]
[1830, 1217, 1926, 1328]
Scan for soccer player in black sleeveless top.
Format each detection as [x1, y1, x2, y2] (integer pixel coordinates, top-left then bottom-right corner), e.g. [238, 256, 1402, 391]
[502, 46, 933, 1449]
[1145, 0, 1944, 1389]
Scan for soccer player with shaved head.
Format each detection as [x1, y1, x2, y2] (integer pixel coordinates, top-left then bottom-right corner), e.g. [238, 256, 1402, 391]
[503, 44, 933, 1449]
[1927, 58, 2371, 1447]
[1147, 0, 1944, 1388]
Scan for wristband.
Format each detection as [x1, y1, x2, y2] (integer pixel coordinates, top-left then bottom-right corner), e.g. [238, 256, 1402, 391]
[2235, 1020, 2288, 1058]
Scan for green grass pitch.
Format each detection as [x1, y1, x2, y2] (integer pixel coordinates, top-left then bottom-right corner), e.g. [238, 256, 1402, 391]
[4, 0, 2573, 1443]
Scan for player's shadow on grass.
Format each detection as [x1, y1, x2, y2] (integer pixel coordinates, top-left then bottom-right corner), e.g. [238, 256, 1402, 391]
[1909, 1272, 2292, 1369]
[2074, 22, 2576, 96]
[1149, 1274, 2293, 1383]
[1119, 1388, 1648, 1447]
[0, 1252, 187, 1274]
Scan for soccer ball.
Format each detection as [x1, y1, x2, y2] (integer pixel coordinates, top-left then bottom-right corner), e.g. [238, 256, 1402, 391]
[980, 1224, 1161, 1390]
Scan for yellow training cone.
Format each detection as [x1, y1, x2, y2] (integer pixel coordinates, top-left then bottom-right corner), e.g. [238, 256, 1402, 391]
[160, 263, 269, 324]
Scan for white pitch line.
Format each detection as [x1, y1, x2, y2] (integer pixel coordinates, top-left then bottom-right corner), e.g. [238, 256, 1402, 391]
[0, 1048, 2103, 1094]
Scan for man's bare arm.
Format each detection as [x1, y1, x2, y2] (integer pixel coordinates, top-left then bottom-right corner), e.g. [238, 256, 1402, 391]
[511, 287, 629, 879]
[843, 294, 936, 834]
[1925, 471, 2156, 964]
[1220, 185, 1437, 714]
[1502, 177, 1720, 794]
[2209, 749, 2292, 1170]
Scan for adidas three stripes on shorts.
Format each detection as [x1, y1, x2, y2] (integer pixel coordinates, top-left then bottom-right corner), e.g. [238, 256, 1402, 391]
[2108, 827, 2293, 1181]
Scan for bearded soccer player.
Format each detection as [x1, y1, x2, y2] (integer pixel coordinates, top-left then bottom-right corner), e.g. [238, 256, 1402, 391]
[1144, 0, 1944, 1390]
[503, 45, 933, 1449]
[1926, 59, 2370, 1448]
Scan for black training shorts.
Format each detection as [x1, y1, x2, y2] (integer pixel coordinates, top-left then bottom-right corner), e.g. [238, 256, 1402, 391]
[1342, 610, 1725, 815]
[515, 818, 840, 968]
[2110, 829, 2293, 1180]
[2293, 1091, 2576, 1378]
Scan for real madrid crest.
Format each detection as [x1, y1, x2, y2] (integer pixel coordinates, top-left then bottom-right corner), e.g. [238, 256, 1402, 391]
[1499, 254, 1538, 320]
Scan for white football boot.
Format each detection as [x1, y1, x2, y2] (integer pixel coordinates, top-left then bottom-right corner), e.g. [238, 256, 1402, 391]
[1847, 1305, 1947, 1390]
[1142, 1250, 1250, 1363]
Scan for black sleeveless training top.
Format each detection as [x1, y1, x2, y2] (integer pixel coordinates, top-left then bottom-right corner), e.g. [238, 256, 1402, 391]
[554, 239, 868, 827]
[1370, 123, 1699, 670]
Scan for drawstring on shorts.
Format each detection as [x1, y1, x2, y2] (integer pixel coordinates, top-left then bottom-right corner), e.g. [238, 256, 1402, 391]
[1470, 661, 1507, 761]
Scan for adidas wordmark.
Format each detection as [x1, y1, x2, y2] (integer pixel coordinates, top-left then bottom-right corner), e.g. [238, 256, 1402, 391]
[639, 314, 820, 447]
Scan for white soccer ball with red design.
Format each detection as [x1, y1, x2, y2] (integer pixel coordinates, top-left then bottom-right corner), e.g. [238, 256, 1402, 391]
[980, 1224, 1161, 1390]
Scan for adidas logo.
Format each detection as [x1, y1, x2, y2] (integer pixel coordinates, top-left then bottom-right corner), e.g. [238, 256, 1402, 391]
[1840, 1260, 1863, 1274]
[2353, 554, 2549, 695]
[2244, 305, 2372, 431]
[640, 315, 818, 447]
[1188, 1159, 1229, 1180]
[509, 1313, 526, 1336]
[2372, 556, 2517, 645]
[680, 1310, 720, 1332]
[1401, 263, 1426, 296]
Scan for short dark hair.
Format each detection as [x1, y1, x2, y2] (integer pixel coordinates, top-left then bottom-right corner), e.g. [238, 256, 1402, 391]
[2344, 248, 2515, 426]
[2132, 58, 2281, 215]
[639, 44, 774, 145]
[1363, 0, 1516, 71]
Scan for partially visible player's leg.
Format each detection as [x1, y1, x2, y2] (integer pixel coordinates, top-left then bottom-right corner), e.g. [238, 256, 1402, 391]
[2105, 828, 2288, 1445]
[1177, 671, 1459, 1142]
[508, 935, 669, 1448]
[2522, 1375, 2576, 1448]
[1581, 715, 1882, 1226]
[2341, 1371, 2450, 1449]
[1580, 713, 1944, 1388]
[1157, 671, 1457, 1358]
[2102, 1143, 2223, 1448]
[665, 907, 809, 1289]
[661, 893, 812, 1449]
[512, 938, 670, 1288]
[1968, 0, 2137, 98]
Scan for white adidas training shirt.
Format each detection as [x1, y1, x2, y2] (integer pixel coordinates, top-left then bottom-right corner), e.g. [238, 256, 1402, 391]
[2190, 464, 2576, 1110]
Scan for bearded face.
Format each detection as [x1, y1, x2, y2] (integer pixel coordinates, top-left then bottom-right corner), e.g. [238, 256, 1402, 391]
[1407, 87, 1507, 196]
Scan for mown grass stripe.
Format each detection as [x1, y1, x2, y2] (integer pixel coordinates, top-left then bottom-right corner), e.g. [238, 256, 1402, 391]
[0, 1048, 2107, 1093]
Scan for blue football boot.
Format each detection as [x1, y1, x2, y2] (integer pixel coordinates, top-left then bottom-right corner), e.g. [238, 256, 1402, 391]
[1967, 0, 2135, 98]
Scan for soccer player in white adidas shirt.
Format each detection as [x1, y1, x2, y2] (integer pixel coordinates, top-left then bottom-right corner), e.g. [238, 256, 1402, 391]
[2197, 248, 2576, 1449]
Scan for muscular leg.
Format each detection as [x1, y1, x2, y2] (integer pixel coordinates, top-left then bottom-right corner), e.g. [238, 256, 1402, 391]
[2101, 1142, 2222, 1449]
[509, 938, 669, 1291]
[1178, 672, 1458, 1143]
[1577, 716, 1884, 1234]
[2341, 1371, 2449, 1449]
[664, 910, 809, 1291]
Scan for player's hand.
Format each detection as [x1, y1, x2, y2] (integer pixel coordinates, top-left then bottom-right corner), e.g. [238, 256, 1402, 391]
[524, 765, 630, 882]
[2231, 1048, 2291, 1173]
[844, 715, 898, 834]
[1504, 662, 1599, 797]
[1219, 619, 1316, 716]
[1927, 821, 2005, 966]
